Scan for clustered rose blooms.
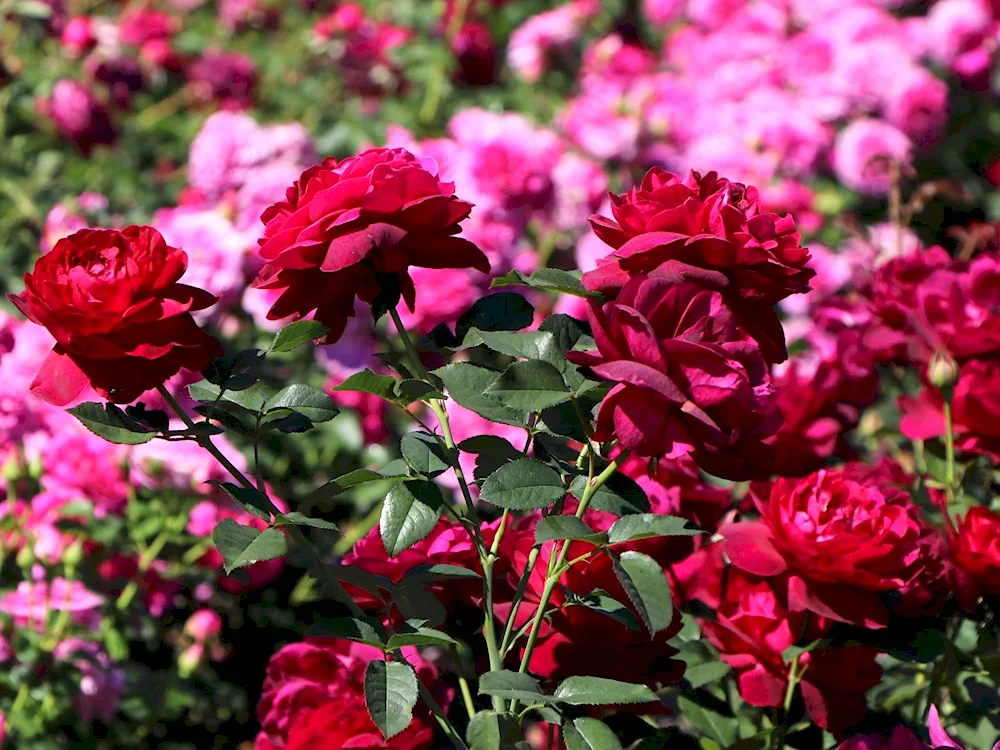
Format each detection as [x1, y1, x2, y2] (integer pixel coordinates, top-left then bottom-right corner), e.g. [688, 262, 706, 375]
[723, 468, 946, 628]
[569, 275, 780, 479]
[252, 147, 491, 343]
[582, 168, 814, 363]
[9, 226, 222, 405]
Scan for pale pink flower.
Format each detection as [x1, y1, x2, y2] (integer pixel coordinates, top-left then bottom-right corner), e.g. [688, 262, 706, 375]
[833, 119, 913, 195]
[0, 579, 104, 632]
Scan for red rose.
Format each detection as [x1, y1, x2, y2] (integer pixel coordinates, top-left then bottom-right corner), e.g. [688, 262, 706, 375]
[722, 469, 944, 628]
[569, 276, 779, 480]
[950, 506, 1000, 612]
[581, 168, 814, 363]
[862, 247, 952, 363]
[9, 226, 222, 405]
[900, 359, 1000, 461]
[252, 147, 489, 343]
[769, 329, 878, 477]
[701, 569, 882, 735]
[255, 639, 438, 750]
[866, 250, 1000, 365]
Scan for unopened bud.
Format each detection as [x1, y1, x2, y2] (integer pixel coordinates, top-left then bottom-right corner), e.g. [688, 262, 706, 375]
[928, 351, 959, 390]
[178, 642, 205, 678]
[62, 540, 84, 570]
[15, 545, 35, 570]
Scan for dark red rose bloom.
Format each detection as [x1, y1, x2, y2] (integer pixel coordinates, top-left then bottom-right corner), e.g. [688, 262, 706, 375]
[252, 147, 489, 343]
[186, 50, 257, 110]
[497, 513, 685, 692]
[863, 247, 953, 363]
[723, 468, 945, 628]
[9, 226, 222, 406]
[255, 639, 438, 750]
[701, 569, 882, 735]
[38, 79, 117, 155]
[569, 276, 779, 480]
[452, 21, 496, 86]
[581, 168, 814, 363]
[900, 359, 1000, 461]
[949, 506, 1000, 613]
[838, 728, 931, 750]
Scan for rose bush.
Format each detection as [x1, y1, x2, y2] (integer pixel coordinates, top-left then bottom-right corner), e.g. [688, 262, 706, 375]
[3, 0, 1000, 747]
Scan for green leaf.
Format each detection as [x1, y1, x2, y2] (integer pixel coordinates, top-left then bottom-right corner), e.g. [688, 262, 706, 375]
[332, 466, 409, 489]
[394, 379, 446, 403]
[364, 660, 419, 740]
[455, 292, 535, 340]
[458, 435, 523, 482]
[564, 718, 623, 750]
[539, 314, 589, 351]
[434, 363, 529, 427]
[332, 370, 398, 400]
[66, 403, 156, 445]
[380, 481, 444, 557]
[677, 695, 738, 747]
[607, 514, 703, 544]
[465, 330, 563, 369]
[467, 711, 515, 750]
[492, 269, 598, 299]
[466, 712, 500, 750]
[535, 516, 605, 546]
[274, 512, 339, 531]
[207, 481, 272, 521]
[308, 616, 386, 647]
[570, 474, 648, 516]
[188, 381, 270, 412]
[486, 361, 571, 412]
[391, 580, 448, 625]
[479, 670, 552, 704]
[212, 519, 287, 574]
[552, 676, 658, 706]
[264, 384, 340, 423]
[611, 551, 673, 635]
[569, 592, 641, 631]
[270, 320, 330, 352]
[479, 459, 566, 510]
[386, 622, 458, 650]
[403, 563, 482, 582]
[683, 662, 732, 689]
[400, 432, 450, 478]
[328, 565, 390, 603]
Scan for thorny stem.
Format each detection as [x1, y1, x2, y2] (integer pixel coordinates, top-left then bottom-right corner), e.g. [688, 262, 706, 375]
[515, 453, 629, 690]
[156, 386, 365, 618]
[386, 309, 508, 713]
[943, 399, 957, 503]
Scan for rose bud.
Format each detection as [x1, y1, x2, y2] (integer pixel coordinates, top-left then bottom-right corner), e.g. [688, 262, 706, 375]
[928, 350, 959, 390]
